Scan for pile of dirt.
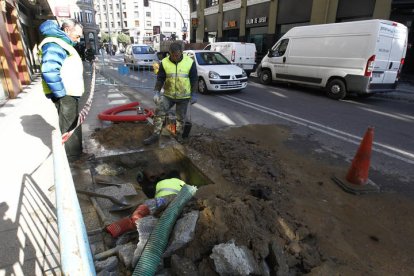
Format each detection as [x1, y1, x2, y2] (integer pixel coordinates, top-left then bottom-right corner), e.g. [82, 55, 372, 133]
[90, 122, 414, 275]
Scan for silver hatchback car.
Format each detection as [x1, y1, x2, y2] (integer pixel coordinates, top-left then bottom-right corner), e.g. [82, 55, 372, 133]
[124, 44, 158, 69]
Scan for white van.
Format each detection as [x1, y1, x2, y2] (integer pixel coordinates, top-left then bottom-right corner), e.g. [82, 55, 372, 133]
[204, 42, 256, 74]
[256, 19, 408, 99]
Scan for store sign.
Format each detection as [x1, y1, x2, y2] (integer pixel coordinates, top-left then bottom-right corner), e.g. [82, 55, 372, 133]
[191, 18, 199, 28]
[246, 16, 267, 25]
[224, 20, 237, 28]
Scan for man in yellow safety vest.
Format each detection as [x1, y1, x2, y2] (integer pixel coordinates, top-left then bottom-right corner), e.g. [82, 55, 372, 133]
[143, 42, 198, 145]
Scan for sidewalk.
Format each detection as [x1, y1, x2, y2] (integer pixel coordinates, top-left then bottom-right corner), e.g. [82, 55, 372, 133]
[0, 77, 60, 275]
[0, 63, 132, 275]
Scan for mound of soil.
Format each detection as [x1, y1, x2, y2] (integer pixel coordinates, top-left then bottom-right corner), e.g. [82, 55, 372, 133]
[90, 122, 414, 275]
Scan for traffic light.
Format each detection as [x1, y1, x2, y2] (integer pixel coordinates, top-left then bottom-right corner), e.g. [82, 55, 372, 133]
[143, 0, 149, 7]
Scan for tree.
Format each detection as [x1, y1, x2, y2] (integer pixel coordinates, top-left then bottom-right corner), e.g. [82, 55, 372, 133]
[100, 33, 110, 43]
[117, 33, 131, 47]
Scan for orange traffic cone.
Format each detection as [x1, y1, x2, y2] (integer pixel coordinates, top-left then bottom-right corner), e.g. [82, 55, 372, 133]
[332, 127, 379, 194]
[346, 127, 373, 185]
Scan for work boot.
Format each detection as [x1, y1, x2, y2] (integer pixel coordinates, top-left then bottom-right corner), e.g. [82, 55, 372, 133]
[175, 134, 184, 144]
[143, 133, 159, 145]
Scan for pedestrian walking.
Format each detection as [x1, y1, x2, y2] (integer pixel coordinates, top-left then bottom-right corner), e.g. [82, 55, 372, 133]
[39, 19, 89, 162]
[143, 42, 198, 145]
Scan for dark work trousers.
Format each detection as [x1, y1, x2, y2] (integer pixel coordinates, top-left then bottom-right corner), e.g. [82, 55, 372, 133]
[54, 95, 82, 159]
[153, 96, 189, 136]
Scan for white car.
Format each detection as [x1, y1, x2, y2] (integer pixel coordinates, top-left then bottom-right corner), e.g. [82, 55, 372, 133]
[124, 44, 159, 69]
[184, 50, 248, 94]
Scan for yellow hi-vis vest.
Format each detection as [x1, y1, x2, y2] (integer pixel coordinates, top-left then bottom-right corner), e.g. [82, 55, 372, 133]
[155, 178, 185, 198]
[161, 55, 193, 99]
[39, 37, 84, 97]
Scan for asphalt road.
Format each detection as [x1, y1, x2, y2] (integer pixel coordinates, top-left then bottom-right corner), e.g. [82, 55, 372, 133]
[96, 55, 414, 195]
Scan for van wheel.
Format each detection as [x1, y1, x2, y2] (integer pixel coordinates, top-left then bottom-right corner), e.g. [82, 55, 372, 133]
[326, 79, 346, 100]
[260, 69, 272, 85]
[198, 78, 209, 94]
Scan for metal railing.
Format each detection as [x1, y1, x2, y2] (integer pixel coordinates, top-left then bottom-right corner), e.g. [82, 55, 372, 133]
[95, 54, 157, 90]
[52, 130, 96, 275]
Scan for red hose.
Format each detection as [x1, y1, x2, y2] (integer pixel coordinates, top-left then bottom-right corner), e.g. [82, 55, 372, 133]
[98, 102, 154, 122]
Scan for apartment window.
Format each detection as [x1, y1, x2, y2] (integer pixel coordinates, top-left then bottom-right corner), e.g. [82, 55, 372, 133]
[123, 12, 127, 18]
[117, 21, 121, 27]
[146, 12, 151, 17]
[102, 4, 106, 10]
[134, 11, 139, 17]
[116, 3, 119, 10]
[206, 0, 218, 8]
[135, 20, 140, 27]
[124, 21, 128, 27]
[117, 12, 120, 18]
[74, 11, 83, 22]
[104, 22, 108, 27]
[109, 4, 112, 9]
[165, 22, 170, 27]
[122, 3, 126, 9]
[134, 4, 139, 9]
[146, 21, 151, 27]
[111, 22, 114, 27]
[85, 10, 93, 23]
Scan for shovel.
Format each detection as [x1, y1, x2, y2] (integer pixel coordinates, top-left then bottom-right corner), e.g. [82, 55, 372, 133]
[108, 194, 144, 212]
[76, 189, 131, 206]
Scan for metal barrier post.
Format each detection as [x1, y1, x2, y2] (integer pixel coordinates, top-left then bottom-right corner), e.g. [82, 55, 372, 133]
[52, 130, 96, 275]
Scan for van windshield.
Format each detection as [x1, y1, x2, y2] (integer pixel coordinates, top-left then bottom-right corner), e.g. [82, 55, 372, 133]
[196, 52, 230, 65]
[133, 46, 155, 54]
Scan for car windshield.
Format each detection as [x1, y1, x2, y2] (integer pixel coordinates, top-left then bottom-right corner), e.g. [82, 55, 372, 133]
[195, 52, 230, 65]
[133, 46, 155, 54]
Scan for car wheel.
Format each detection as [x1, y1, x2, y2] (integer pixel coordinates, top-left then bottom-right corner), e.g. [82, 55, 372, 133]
[326, 79, 346, 100]
[198, 78, 209, 94]
[260, 69, 272, 85]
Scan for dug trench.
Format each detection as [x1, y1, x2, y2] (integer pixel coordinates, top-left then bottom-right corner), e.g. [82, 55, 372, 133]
[72, 122, 414, 275]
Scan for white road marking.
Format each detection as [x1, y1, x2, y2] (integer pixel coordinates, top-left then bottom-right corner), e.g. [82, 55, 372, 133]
[194, 104, 236, 125]
[220, 95, 414, 164]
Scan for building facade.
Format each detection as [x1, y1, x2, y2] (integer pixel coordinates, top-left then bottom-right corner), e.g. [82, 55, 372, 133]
[189, 0, 408, 63]
[94, 0, 190, 49]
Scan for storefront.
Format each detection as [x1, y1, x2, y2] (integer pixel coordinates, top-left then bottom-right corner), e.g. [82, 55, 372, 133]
[204, 5, 219, 43]
[222, 0, 241, 42]
[245, 2, 269, 58]
[336, 0, 376, 21]
[276, 0, 312, 39]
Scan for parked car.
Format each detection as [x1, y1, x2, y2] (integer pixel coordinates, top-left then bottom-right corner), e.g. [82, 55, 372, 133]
[124, 44, 159, 69]
[256, 19, 408, 100]
[204, 42, 256, 75]
[184, 50, 248, 94]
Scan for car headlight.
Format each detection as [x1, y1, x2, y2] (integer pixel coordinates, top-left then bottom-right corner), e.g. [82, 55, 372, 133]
[242, 70, 247, 77]
[209, 71, 220, 79]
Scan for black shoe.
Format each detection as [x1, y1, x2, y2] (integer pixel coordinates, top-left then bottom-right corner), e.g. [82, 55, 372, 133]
[143, 134, 159, 145]
[176, 135, 184, 144]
